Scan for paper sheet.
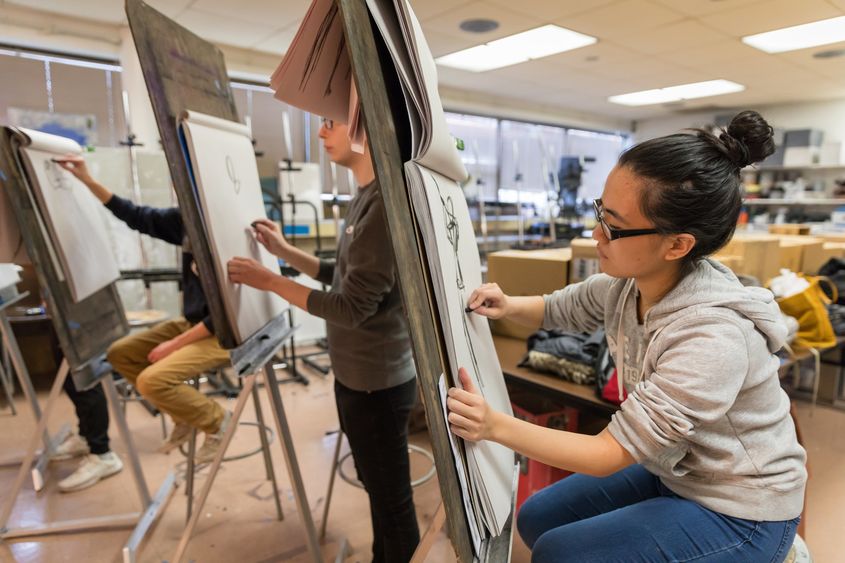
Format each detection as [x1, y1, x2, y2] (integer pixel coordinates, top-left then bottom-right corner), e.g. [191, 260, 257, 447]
[13, 127, 120, 302]
[179, 111, 287, 343]
[408, 163, 515, 535]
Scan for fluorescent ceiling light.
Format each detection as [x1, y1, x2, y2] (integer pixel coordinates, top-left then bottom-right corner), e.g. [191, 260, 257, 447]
[609, 80, 745, 106]
[742, 16, 845, 54]
[436, 25, 596, 72]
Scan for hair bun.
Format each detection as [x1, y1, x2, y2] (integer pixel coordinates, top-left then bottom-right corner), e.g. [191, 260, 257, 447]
[721, 110, 775, 168]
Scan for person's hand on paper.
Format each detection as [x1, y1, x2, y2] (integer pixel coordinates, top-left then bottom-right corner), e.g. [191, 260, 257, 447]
[466, 283, 510, 319]
[250, 218, 289, 258]
[53, 154, 93, 184]
[228, 256, 277, 291]
[447, 368, 500, 442]
[147, 337, 182, 363]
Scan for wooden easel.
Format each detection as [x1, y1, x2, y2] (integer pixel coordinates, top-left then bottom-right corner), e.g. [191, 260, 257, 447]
[336, 1, 515, 561]
[0, 127, 178, 563]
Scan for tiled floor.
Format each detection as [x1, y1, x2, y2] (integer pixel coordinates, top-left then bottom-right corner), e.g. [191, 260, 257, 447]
[0, 364, 842, 562]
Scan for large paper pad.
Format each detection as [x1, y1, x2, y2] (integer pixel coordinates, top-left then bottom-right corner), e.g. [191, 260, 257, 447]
[14, 127, 120, 302]
[179, 111, 287, 343]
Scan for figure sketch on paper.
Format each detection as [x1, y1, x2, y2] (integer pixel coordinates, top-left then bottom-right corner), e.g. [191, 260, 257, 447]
[44, 159, 70, 190]
[431, 172, 486, 392]
[225, 155, 241, 195]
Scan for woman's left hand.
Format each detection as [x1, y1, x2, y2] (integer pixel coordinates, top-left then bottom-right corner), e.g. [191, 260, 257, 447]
[227, 257, 276, 291]
[447, 368, 498, 442]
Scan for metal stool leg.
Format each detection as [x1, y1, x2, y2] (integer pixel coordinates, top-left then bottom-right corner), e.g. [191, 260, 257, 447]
[251, 383, 284, 521]
[320, 429, 345, 540]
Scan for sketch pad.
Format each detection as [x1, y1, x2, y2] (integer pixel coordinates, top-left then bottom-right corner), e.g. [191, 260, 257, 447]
[12, 127, 120, 302]
[178, 111, 287, 343]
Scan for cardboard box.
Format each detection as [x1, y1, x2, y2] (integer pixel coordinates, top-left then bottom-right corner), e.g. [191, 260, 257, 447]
[569, 238, 601, 283]
[774, 235, 824, 273]
[721, 235, 781, 283]
[487, 248, 571, 339]
[818, 233, 845, 244]
[768, 224, 811, 235]
[803, 242, 845, 274]
[777, 240, 806, 272]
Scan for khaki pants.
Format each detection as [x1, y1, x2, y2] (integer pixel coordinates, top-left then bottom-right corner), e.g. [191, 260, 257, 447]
[107, 317, 229, 434]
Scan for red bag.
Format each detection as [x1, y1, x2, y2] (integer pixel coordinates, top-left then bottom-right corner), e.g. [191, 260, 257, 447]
[600, 368, 627, 405]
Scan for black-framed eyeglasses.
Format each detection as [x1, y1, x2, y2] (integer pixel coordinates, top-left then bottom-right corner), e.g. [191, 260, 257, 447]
[321, 117, 334, 130]
[593, 199, 660, 241]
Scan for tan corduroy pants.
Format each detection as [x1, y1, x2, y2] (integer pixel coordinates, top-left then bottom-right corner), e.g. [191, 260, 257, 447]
[107, 317, 229, 433]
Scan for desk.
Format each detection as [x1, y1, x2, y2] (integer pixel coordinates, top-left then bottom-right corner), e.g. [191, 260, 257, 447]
[494, 335, 617, 417]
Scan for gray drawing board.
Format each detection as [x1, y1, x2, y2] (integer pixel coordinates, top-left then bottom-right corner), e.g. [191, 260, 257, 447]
[0, 128, 129, 390]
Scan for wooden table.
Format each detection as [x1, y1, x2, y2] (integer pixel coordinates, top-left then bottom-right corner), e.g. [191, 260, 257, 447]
[494, 335, 617, 417]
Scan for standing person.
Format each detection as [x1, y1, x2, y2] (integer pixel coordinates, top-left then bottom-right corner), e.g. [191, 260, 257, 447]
[448, 111, 807, 562]
[227, 118, 421, 562]
[54, 156, 232, 464]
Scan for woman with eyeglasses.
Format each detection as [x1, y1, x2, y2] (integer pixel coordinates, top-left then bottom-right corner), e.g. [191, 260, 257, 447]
[448, 110, 806, 562]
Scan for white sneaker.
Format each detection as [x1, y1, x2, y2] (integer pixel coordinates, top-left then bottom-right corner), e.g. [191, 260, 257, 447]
[195, 410, 233, 464]
[51, 433, 90, 461]
[58, 452, 123, 493]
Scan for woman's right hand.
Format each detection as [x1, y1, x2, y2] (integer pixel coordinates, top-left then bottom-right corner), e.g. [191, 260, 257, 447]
[251, 218, 289, 257]
[466, 283, 510, 319]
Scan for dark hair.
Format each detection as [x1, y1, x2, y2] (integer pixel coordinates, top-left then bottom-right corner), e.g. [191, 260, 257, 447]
[618, 110, 775, 269]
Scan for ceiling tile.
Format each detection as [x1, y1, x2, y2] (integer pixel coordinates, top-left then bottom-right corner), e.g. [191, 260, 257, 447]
[618, 20, 732, 55]
[420, 1, 542, 42]
[251, 25, 299, 56]
[777, 40, 845, 81]
[650, 0, 763, 17]
[6, 0, 125, 23]
[556, 0, 685, 40]
[415, 29, 482, 57]
[190, 0, 308, 28]
[408, 0, 474, 21]
[146, 0, 194, 19]
[541, 41, 639, 70]
[700, 0, 842, 38]
[175, 8, 278, 49]
[485, 0, 620, 21]
[658, 40, 763, 68]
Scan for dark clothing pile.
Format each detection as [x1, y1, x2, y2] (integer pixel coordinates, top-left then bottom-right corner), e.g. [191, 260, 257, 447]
[519, 328, 605, 384]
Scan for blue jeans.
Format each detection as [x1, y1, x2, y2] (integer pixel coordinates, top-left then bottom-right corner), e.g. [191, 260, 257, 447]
[517, 465, 799, 562]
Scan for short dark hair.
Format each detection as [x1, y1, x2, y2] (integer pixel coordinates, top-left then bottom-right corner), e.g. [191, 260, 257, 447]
[618, 110, 775, 269]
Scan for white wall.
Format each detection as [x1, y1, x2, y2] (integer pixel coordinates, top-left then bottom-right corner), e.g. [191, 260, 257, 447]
[634, 98, 845, 144]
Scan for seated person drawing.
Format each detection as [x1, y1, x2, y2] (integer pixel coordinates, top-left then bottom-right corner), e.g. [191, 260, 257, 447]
[226, 118, 421, 562]
[54, 156, 232, 465]
[447, 111, 807, 562]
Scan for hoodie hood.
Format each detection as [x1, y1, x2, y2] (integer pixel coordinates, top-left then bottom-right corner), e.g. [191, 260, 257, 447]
[641, 258, 787, 354]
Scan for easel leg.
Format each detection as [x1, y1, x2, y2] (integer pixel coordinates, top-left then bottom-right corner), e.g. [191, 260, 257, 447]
[410, 502, 446, 563]
[0, 358, 16, 415]
[103, 375, 177, 563]
[0, 359, 69, 531]
[320, 429, 344, 540]
[171, 373, 256, 563]
[251, 382, 284, 521]
[262, 363, 322, 562]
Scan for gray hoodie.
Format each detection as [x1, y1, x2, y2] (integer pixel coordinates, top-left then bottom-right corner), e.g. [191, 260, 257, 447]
[543, 258, 806, 521]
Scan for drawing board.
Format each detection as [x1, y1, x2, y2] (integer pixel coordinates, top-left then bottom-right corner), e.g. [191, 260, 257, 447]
[14, 128, 120, 302]
[179, 111, 287, 343]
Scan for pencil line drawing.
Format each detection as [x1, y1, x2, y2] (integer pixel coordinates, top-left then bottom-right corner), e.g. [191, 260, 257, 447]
[225, 155, 241, 194]
[431, 172, 485, 392]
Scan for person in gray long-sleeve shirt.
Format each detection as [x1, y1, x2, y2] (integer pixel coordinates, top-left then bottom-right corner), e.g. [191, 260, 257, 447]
[228, 118, 420, 562]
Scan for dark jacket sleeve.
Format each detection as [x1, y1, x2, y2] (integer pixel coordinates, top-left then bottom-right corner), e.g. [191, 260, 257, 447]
[105, 194, 184, 245]
[314, 259, 335, 286]
[306, 199, 394, 329]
